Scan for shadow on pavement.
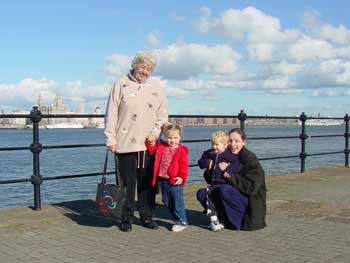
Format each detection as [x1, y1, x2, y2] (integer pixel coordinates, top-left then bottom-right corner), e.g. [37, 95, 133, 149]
[53, 199, 116, 228]
[53, 199, 209, 230]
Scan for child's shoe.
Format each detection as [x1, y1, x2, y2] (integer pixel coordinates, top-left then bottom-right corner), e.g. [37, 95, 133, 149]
[172, 222, 187, 232]
[210, 216, 223, 232]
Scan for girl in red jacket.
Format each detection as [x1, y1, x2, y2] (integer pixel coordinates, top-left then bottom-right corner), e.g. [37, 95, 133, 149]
[146, 123, 189, 232]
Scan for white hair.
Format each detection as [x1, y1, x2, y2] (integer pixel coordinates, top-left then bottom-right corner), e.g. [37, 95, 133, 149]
[131, 50, 157, 70]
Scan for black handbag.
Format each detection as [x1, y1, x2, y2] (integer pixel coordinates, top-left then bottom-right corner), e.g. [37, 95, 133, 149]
[95, 151, 125, 219]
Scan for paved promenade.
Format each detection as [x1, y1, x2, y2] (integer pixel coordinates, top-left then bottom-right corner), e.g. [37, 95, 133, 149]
[1, 166, 349, 263]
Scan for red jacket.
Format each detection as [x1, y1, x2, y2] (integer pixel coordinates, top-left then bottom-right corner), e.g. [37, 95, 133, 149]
[146, 141, 189, 187]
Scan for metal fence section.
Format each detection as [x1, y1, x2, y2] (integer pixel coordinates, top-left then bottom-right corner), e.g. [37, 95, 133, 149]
[0, 106, 349, 210]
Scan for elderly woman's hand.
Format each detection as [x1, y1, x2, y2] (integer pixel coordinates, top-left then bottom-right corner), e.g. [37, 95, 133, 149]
[107, 145, 117, 153]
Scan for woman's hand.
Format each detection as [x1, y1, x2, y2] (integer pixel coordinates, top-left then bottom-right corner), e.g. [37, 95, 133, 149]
[107, 145, 117, 153]
[218, 162, 230, 171]
[223, 171, 231, 179]
[174, 177, 183, 185]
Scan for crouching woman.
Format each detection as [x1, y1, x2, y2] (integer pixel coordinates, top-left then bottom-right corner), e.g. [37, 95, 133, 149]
[197, 128, 266, 231]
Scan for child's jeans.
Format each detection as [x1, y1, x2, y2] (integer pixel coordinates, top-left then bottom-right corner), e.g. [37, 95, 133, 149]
[159, 178, 188, 225]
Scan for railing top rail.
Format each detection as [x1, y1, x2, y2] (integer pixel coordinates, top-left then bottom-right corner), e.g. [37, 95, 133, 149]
[0, 114, 30, 118]
[0, 113, 347, 120]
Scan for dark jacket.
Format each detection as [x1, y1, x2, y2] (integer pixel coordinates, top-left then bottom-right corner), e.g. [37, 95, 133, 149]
[198, 148, 240, 184]
[226, 147, 266, 231]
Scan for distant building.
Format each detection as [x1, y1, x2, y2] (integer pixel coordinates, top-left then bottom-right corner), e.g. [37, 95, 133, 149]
[0, 109, 30, 127]
[35, 94, 103, 128]
[37, 94, 68, 126]
[169, 117, 239, 126]
[92, 106, 104, 128]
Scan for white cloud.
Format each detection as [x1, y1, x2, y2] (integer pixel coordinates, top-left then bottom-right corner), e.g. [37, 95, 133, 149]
[154, 42, 240, 80]
[311, 88, 350, 97]
[303, 11, 350, 45]
[267, 61, 305, 75]
[0, 78, 59, 107]
[147, 33, 160, 47]
[0, 78, 110, 112]
[195, 6, 298, 44]
[103, 42, 240, 81]
[319, 60, 350, 85]
[299, 59, 350, 89]
[194, 7, 213, 33]
[103, 54, 132, 77]
[191, 5, 350, 97]
[194, 5, 350, 66]
[287, 36, 350, 62]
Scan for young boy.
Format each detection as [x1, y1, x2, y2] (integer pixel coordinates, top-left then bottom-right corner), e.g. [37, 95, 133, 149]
[197, 130, 240, 231]
[146, 123, 189, 232]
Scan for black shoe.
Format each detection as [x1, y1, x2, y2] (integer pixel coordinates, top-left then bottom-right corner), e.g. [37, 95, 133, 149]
[141, 219, 159, 230]
[119, 221, 132, 232]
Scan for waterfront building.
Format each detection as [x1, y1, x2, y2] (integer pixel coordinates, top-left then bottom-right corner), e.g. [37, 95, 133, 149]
[0, 109, 30, 128]
[169, 117, 239, 126]
[35, 94, 105, 128]
[92, 106, 104, 128]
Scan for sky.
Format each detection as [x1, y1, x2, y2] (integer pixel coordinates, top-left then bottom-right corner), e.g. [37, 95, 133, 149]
[1, 0, 349, 117]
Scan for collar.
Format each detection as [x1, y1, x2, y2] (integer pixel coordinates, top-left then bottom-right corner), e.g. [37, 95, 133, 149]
[128, 70, 150, 85]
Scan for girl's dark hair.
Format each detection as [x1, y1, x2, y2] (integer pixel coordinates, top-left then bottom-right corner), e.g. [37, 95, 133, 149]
[228, 128, 247, 141]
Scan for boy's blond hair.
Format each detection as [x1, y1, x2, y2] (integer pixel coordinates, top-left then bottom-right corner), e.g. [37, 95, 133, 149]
[162, 123, 183, 137]
[211, 130, 229, 145]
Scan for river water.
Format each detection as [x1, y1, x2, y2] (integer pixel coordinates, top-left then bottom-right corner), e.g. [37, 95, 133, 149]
[0, 125, 346, 208]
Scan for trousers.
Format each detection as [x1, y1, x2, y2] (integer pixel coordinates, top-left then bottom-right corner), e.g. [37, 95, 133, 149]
[197, 184, 248, 230]
[117, 151, 155, 223]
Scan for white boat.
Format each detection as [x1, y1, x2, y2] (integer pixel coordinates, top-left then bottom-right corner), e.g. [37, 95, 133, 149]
[96, 123, 105, 129]
[299, 119, 343, 126]
[46, 123, 84, 129]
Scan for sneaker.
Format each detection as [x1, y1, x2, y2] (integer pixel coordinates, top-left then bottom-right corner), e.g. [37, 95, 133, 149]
[210, 220, 222, 231]
[172, 224, 187, 232]
[209, 215, 223, 232]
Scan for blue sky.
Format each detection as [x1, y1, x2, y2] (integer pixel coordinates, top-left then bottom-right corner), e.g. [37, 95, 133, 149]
[1, 0, 349, 117]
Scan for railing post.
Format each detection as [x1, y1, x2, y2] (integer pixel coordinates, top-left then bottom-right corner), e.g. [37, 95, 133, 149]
[344, 113, 349, 168]
[238, 110, 247, 130]
[29, 106, 43, 210]
[299, 112, 308, 173]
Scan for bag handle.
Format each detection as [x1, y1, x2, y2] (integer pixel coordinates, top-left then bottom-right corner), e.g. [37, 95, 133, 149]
[102, 150, 123, 188]
[114, 153, 123, 188]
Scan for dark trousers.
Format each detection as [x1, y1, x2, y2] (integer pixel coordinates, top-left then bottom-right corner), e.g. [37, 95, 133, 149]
[205, 184, 220, 217]
[197, 184, 248, 230]
[117, 151, 155, 223]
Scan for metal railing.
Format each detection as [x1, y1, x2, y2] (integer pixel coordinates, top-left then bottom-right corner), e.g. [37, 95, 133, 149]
[0, 106, 349, 210]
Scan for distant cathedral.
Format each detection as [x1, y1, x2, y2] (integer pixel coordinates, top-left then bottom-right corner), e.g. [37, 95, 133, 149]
[36, 94, 66, 114]
[35, 94, 103, 127]
[36, 94, 71, 125]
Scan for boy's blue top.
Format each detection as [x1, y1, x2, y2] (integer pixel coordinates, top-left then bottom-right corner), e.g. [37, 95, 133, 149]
[198, 148, 240, 184]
